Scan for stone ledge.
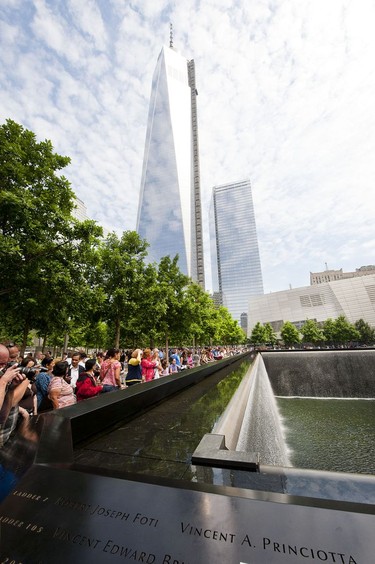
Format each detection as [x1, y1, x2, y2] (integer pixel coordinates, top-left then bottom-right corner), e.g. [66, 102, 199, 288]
[192, 433, 260, 471]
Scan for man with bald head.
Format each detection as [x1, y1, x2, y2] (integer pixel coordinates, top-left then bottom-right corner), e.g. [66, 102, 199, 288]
[0, 344, 29, 447]
[0, 344, 9, 368]
[3, 342, 20, 363]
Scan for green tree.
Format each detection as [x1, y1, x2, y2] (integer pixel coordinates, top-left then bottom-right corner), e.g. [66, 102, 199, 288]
[332, 315, 360, 345]
[122, 261, 159, 348]
[67, 321, 110, 352]
[264, 322, 277, 346]
[280, 321, 301, 347]
[301, 319, 325, 346]
[214, 306, 245, 345]
[0, 119, 102, 351]
[322, 318, 336, 345]
[96, 231, 149, 348]
[185, 283, 218, 346]
[354, 319, 375, 345]
[153, 255, 190, 356]
[250, 322, 267, 346]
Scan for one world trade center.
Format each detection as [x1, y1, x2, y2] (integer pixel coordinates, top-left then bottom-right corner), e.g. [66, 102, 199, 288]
[136, 36, 205, 287]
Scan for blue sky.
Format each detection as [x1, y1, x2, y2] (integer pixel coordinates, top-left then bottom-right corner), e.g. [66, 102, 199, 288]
[1, 0, 374, 293]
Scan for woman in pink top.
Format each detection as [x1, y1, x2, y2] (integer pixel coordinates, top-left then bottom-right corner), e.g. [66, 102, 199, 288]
[48, 361, 76, 409]
[100, 348, 122, 393]
[186, 351, 194, 369]
[141, 348, 157, 382]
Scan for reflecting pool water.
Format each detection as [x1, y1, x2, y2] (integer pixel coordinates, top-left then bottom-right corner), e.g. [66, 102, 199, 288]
[73, 359, 253, 479]
[277, 397, 375, 474]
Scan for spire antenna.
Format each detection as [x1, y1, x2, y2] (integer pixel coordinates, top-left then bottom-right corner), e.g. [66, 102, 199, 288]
[169, 22, 173, 48]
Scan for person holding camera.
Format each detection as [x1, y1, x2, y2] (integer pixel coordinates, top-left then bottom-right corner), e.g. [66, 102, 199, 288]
[18, 357, 39, 416]
[0, 344, 30, 448]
[3, 342, 20, 363]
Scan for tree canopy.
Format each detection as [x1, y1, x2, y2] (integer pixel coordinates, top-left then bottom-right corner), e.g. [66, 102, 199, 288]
[354, 319, 375, 345]
[248, 316, 374, 349]
[0, 119, 102, 349]
[249, 322, 267, 346]
[301, 319, 325, 345]
[95, 231, 149, 348]
[280, 321, 301, 347]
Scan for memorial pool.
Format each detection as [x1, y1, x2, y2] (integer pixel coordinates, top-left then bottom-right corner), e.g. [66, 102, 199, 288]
[277, 397, 375, 474]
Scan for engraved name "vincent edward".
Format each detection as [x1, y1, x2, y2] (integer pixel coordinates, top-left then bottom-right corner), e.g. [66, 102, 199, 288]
[52, 527, 186, 563]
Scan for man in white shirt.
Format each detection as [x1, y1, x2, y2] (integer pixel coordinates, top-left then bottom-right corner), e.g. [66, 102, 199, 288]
[67, 353, 85, 390]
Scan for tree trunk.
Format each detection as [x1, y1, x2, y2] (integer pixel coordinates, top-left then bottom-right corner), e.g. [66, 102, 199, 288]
[21, 323, 29, 357]
[165, 334, 169, 362]
[115, 317, 121, 349]
[63, 332, 69, 354]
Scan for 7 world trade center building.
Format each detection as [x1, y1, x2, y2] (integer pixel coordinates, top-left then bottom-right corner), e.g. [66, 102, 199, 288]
[136, 37, 205, 287]
[210, 179, 264, 325]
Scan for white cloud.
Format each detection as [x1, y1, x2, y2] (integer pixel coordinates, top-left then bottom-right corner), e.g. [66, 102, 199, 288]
[31, 0, 82, 65]
[66, 0, 108, 51]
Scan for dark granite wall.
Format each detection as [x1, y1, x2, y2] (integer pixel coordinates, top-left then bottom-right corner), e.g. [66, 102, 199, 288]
[262, 350, 375, 397]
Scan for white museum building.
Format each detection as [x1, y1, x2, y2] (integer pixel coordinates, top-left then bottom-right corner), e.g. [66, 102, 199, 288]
[247, 275, 375, 336]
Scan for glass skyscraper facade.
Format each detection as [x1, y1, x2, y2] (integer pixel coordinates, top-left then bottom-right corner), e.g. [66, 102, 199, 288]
[210, 179, 264, 323]
[136, 45, 204, 287]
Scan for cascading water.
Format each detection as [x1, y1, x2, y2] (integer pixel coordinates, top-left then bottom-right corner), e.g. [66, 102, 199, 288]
[262, 350, 375, 397]
[263, 350, 375, 473]
[236, 355, 291, 466]
[214, 354, 291, 467]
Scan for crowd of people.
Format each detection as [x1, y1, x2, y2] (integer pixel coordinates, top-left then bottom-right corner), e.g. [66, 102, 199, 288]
[0, 342, 245, 449]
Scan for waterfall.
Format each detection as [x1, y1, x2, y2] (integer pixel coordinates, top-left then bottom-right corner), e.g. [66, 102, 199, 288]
[214, 354, 291, 467]
[262, 350, 375, 398]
